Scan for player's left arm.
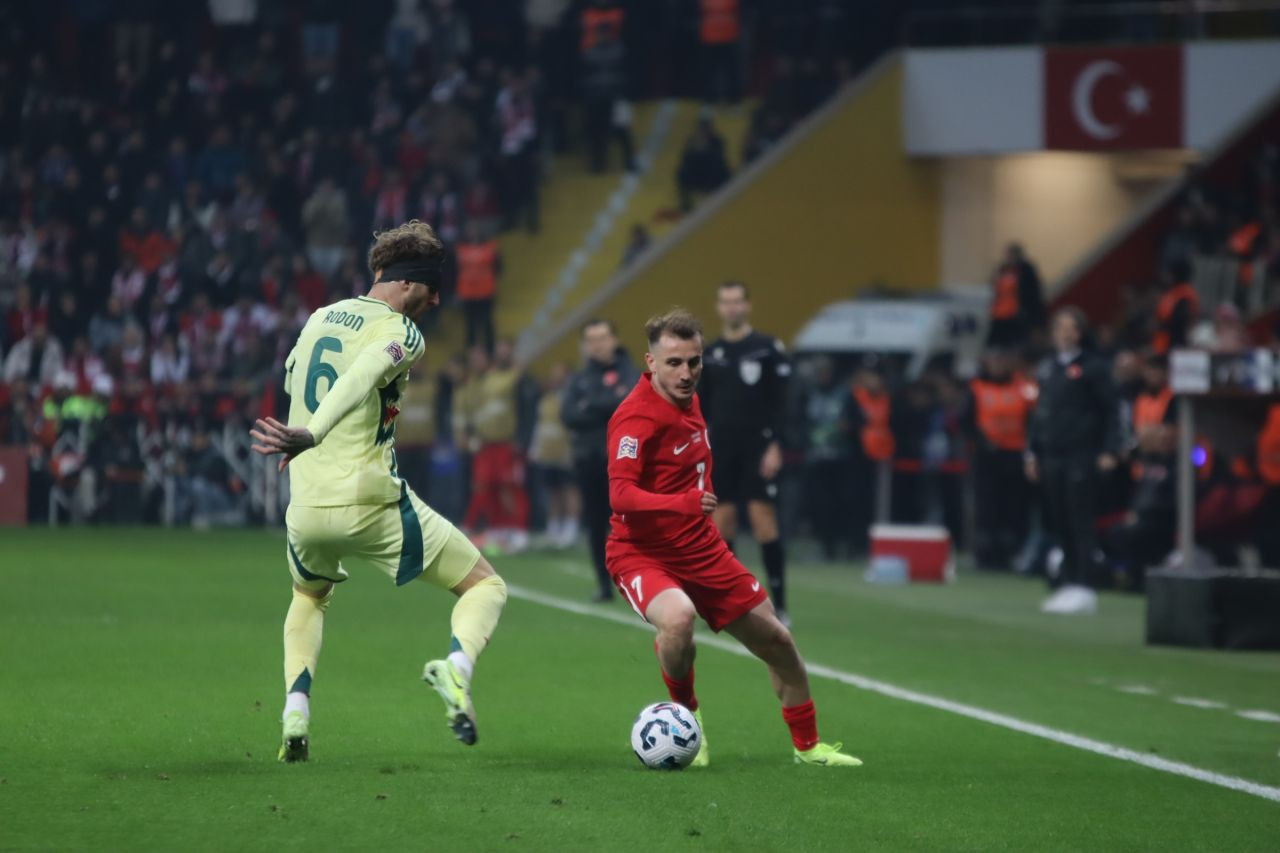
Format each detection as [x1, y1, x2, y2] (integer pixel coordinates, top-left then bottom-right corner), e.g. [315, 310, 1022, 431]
[252, 318, 424, 469]
[759, 337, 791, 479]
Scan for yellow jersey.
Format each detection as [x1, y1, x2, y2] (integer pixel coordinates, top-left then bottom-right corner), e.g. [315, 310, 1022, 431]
[283, 295, 426, 506]
[456, 368, 519, 445]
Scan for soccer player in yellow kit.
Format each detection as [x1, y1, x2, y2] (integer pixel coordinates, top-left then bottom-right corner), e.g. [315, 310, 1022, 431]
[250, 221, 508, 762]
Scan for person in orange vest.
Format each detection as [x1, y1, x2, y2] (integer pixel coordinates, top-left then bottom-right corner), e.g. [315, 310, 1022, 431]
[455, 222, 501, 354]
[1100, 353, 1178, 590]
[579, 0, 633, 173]
[964, 348, 1036, 571]
[1152, 259, 1199, 354]
[700, 0, 742, 104]
[986, 243, 1045, 349]
[842, 364, 893, 555]
[1129, 354, 1175, 461]
[1255, 403, 1280, 567]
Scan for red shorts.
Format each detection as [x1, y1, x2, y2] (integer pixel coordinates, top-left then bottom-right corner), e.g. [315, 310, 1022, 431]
[608, 546, 768, 632]
[472, 442, 524, 488]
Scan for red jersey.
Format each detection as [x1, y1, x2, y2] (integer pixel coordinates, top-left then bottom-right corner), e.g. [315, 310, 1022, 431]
[606, 374, 723, 561]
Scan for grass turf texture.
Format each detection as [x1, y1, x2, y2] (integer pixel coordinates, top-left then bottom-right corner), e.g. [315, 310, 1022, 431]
[2, 528, 1279, 852]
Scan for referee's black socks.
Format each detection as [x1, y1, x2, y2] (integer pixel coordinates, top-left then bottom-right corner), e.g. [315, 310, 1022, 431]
[761, 539, 786, 612]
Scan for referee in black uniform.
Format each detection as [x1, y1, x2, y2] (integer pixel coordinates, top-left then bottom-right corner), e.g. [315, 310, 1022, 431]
[700, 281, 794, 625]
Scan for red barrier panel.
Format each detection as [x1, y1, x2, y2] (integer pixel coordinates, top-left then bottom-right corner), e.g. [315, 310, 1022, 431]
[0, 447, 28, 526]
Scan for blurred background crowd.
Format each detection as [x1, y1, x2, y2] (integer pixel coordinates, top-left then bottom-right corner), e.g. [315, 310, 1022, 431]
[2, 1, 1279, 599]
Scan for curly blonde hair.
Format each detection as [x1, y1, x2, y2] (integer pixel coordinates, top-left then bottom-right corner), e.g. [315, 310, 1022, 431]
[367, 220, 444, 277]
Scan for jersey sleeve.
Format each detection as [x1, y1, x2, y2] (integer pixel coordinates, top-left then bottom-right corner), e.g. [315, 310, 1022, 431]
[607, 411, 653, 485]
[306, 315, 425, 444]
[607, 411, 701, 516]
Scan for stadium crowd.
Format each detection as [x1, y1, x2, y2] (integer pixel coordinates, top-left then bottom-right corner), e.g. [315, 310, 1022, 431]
[0, 1, 857, 527]
[1, 2, 1278, 604]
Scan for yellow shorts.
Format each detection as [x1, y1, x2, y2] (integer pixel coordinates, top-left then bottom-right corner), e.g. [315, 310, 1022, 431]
[284, 485, 480, 591]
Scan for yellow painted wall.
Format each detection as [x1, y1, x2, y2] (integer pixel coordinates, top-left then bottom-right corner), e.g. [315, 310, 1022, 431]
[535, 58, 940, 370]
[939, 152, 1184, 288]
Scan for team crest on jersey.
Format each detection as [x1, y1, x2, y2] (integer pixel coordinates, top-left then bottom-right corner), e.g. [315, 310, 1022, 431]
[739, 359, 761, 385]
[617, 435, 639, 459]
[385, 341, 406, 364]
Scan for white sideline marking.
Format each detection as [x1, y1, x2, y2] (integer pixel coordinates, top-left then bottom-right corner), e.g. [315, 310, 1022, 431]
[1238, 710, 1280, 724]
[1116, 684, 1159, 695]
[1173, 696, 1230, 710]
[506, 583, 1280, 804]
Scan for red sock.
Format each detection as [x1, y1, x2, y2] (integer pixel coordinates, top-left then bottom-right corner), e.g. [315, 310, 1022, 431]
[661, 667, 699, 712]
[782, 700, 819, 751]
[655, 641, 698, 711]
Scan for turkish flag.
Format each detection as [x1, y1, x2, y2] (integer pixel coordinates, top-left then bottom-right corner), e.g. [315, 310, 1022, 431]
[1045, 46, 1183, 150]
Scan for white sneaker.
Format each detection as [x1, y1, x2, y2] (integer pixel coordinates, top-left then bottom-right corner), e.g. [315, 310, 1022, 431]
[1041, 584, 1097, 614]
[557, 518, 579, 549]
[1040, 587, 1069, 613]
[506, 529, 530, 554]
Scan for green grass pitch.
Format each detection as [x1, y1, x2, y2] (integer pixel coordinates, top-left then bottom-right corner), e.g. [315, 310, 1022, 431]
[2, 527, 1279, 851]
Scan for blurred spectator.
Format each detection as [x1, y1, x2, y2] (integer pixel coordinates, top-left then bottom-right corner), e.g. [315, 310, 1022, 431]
[456, 223, 500, 353]
[578, 0, 632, 173]
[151, 334, 190, 386]
[290, 253, 329, 312]
[456, 344, 529, 552]
[562, 318, 638, 601]
[1255, 404, 1280, 567]
[888, 378, 935, 525]
[4, 322, 63, 386]
[6, 284, 46, 345]
[302, 177, 350, 276]
[386, 0, 429, 71]
[1103, 354, 1178, 588]
[700, 0, 743, 104]
[48, 291, 85, 351]
[965, 348, 1035, 571]
[1027, 308, 1121, 614]
[1152, 259, 1198, 354]
[529, 362, 579, 548]
[798, 355, 854, 561]
[1191, 303, 1250, 353]
[182, 428, 244, 528]
[620, 223, 650, 268]
[98, 415, 146, 524]
[677, 116, 730, 212]
[111, 253, 148, 312]
[986, 243, 1045, 350]
[495, 69, 541, 232]
[845, 365, 894, 554]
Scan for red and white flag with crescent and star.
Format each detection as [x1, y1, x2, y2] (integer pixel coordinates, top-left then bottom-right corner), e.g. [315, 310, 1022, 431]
[1044, 46, 1183, 150]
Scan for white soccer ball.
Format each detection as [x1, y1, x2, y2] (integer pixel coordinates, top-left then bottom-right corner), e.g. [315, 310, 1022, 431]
[630, 701, 701, 770]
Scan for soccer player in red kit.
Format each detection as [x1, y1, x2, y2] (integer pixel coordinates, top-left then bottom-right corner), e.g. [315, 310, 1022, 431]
[606, 308, 860, 767]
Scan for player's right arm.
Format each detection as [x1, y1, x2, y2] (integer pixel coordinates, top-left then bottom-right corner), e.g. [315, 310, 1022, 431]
[607, 413, 715, 516]
[252, 315, 424, 467]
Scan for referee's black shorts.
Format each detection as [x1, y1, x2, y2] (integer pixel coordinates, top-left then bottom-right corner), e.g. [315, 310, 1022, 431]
[710, 431, 777, 504]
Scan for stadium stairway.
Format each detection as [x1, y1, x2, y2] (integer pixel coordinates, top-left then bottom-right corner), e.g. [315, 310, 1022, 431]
[416, 101, 749, 369]
[519, 54, 944, 370]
